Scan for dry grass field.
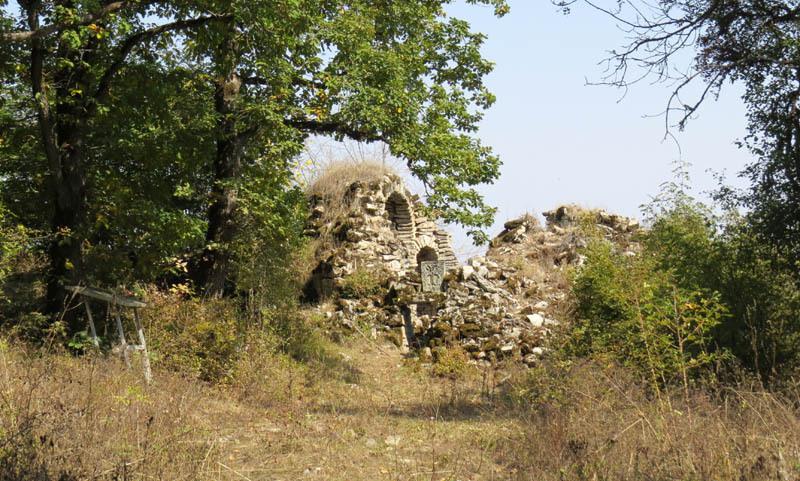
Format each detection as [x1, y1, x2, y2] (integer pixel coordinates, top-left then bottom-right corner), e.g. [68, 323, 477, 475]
[1, 334, 799, 481]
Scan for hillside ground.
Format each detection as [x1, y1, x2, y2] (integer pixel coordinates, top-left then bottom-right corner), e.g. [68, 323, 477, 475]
[0, 336, 524, 481]
[2, 333, 799, 481]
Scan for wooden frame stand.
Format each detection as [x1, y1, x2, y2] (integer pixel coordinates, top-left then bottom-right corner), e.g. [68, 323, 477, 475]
[66, 286, 152, 384]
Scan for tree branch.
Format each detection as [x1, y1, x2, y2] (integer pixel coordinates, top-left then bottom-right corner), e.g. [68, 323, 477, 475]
[92, 14, 233, 105]
[24, 2, 60, 181]
[3, 1, 138, 44]
[285, 118, 382, 142]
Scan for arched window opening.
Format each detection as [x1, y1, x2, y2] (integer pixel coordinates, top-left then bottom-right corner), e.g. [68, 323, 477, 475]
[385, 192, 413, 237]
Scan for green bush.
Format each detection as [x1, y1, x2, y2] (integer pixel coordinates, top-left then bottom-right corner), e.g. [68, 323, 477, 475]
[0, 203, 34, 303]
[142, 287, 356, 385]
[143, 290, 241, 383]
[431, 345, 470, 379]
[570, 238, 727, 389]
[713, 220, 800, 383]
[339, 267, 388, 299]
[570, 169, 800, 386]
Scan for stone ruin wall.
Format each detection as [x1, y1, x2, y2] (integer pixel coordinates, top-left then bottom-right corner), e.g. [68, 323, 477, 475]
[305, 173, 458, 302]
[304, 173, 640, 367]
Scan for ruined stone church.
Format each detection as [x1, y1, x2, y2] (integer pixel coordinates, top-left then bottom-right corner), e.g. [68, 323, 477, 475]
[303, 164, 639, 365]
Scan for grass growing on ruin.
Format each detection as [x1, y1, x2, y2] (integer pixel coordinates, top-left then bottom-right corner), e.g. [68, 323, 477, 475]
[306, 160, 396, 204]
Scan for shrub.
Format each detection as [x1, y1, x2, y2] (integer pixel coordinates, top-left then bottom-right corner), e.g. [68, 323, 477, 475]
[431, 345, 470, 379]
[0, 203, 48, 338]
[712, 221, 800, 383]
[339, 267, 388, 299]
[570, 238, 727, 390]
[136, 283, 360, 387]
[261, 307, 328, 363]
[569, 167, 800, 387]
[142, 289, 241, 382]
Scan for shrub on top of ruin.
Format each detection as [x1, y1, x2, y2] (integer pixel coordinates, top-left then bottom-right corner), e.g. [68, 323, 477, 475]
[305, 161, 399, 251]
[306, 160, 396, 222]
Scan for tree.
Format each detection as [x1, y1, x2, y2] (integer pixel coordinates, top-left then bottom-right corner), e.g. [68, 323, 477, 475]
[4, 1, 231, 319]
[175, 0, 509, 295]
[556, 0, 800, 266]
[1, 0, 508, 313]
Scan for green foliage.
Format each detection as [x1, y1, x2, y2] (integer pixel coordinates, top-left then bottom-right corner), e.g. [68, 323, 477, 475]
[231, 158, 308, 310]
[571, 239, 726, 388]
[571, 168, 800, 385]
[431, 345, 470, 379]
[1, 0, 506, 322]
[713, 219, 800, 382]
[144, 291, 241, 383]
[0, 203, 48, 332]
[0, 203, 27, 300]
[339, 267, 388, 300]
[142, 288, 350, 384]
[261, 308, 327, 363]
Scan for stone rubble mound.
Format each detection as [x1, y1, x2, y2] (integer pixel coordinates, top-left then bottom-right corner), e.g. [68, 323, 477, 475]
[413, 205, 640, 366]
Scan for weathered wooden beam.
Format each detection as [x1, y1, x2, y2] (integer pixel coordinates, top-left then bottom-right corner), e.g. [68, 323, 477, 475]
[114, 307, 132, 369]
[66, 286, 147, 308]
[83, 300, 100, 348]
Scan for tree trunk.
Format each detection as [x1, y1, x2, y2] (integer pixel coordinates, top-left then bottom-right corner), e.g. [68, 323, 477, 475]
[26, 1, 91, 324]
[45, 101, 89, 324]
[193, 66, 244, 297]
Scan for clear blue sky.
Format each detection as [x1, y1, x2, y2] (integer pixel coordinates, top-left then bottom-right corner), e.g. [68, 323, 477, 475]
[436, 1, 752, 256]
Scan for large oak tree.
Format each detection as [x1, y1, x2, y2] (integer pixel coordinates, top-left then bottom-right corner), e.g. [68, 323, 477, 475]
[1, 0, 507, 316]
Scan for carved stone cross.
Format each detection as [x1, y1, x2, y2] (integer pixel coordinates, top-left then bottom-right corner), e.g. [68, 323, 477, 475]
[420, 261, 446, 292]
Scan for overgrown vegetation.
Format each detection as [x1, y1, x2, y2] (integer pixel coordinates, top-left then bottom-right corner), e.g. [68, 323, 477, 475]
[339, 267, 390, 300]
[0, 0, 506, 316]
[569, 167, 800, 387]
[3, 0, 800, 476]
[501, 360, 800, 481]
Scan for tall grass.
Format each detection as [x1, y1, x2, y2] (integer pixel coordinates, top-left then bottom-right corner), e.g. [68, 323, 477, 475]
[499, 360, 800, 481]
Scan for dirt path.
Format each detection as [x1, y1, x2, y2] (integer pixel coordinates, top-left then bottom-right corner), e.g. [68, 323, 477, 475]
[198, 342, 524, 481]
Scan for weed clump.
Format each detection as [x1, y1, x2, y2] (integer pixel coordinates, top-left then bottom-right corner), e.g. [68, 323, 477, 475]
[339, 267, 389, 300]
[431, 345, 470, 379]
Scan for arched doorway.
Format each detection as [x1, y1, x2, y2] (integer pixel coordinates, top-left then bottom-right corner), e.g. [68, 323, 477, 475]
[416, 246, 438, 267]
[303, 261, 334, 302]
